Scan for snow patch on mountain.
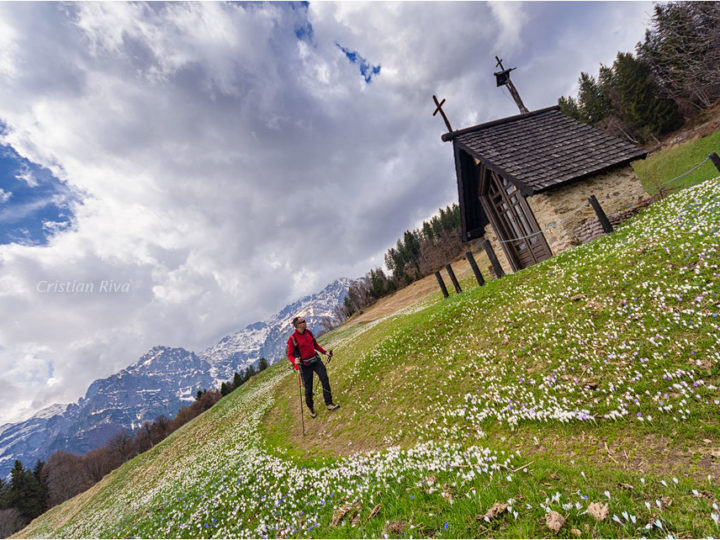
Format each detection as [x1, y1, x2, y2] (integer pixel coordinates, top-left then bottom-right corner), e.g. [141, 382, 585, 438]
[0, 277, 352, 480]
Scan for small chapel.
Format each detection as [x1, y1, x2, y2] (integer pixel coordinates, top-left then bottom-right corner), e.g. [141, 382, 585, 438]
[438, 59, 649, 274]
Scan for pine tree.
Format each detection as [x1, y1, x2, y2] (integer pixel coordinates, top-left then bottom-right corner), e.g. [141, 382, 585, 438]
[258, 357, 269, 372]
[430, 215, 443, 239]
[8, 460, 45, 522]
[610, 52, 681, 139]
[402, 230, 421, 275]
[448, 204, 461, 229]
[32, 460, 45, 483]
[421, 221, 434, 242]
[233, 372, 242, 389]
[32, 459, 47, 513]
[577, 72, 612, 124]
[558, 95, 582, 121]
[368, 268, 390, 298]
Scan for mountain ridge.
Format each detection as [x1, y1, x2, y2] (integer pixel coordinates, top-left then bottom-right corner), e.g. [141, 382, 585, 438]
[0, 277, 352, 480]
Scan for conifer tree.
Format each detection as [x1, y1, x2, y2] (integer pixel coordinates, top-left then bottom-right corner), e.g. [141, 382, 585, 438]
[558, 95, 582, 121]
[422, 221, 434, 242]
[609, 52, 682, 139]
[8, 460, 45, 522]
[368, 267, 391, 298]
[577, 72, 612, 124]
[402, 230, 421, 275]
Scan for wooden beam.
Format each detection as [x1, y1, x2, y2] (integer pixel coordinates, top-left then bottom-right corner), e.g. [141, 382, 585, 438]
[435, 271, 449, 298]
[445, 264, 462, 294]
[465, 251, 485, 286]
[432, 95, 453, 133]
[588, 194, 614, 234]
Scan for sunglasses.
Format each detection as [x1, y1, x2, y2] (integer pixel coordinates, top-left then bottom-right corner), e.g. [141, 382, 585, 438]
[296, 319, 306, 324]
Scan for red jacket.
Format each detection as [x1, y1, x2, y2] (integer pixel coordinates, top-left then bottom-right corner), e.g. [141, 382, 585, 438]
[287, 329, 327, 369]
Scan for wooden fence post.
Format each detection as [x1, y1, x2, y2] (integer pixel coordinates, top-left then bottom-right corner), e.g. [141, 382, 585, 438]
[435, 271, 449, 298]
[588, 194, 614, 234]
[445, 264, 462, 293]
[483, 239, 505, 278]
[465, 251, 485, 286]
[709, 152, 720, 173]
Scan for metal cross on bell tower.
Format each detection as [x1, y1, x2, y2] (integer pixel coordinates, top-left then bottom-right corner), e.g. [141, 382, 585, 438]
[494, 56, 529, 115]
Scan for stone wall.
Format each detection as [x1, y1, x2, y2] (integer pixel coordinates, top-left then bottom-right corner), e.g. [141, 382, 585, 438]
[574, 199, 654, 244]
[526, 165, 648, 255]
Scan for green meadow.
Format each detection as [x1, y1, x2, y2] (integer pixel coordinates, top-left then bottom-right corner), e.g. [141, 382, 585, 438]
[14, 136, 720, 538]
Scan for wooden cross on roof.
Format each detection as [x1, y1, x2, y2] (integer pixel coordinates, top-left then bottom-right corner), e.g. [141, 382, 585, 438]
[432, 94, 453, 133]
[494, 56, 529, 115]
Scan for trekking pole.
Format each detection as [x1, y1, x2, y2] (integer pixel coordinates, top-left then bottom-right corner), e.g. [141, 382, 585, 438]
[296, 365, 305, 436]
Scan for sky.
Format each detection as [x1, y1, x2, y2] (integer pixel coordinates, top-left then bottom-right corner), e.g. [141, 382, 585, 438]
[0, 1, 655, 426]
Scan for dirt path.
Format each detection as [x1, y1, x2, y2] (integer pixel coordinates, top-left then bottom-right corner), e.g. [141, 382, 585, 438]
[343, 245, 492, 328]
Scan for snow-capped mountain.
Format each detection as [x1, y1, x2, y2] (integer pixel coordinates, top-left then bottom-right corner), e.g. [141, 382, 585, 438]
[200, 277, 352, 387]
[0, 278, 351, 480]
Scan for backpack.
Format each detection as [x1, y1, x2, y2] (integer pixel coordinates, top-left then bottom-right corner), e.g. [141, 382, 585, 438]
[290, 329, 319, 366]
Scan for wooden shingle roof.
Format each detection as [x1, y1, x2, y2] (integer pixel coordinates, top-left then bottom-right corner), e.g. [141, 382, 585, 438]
[444, 106, 647, 194]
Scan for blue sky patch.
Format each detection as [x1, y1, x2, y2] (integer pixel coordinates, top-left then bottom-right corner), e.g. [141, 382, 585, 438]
[0, 144, 79, 246]
[294, 21, 314, 43]
[292, 2, 314, 44]
[336, 43, 381, 83]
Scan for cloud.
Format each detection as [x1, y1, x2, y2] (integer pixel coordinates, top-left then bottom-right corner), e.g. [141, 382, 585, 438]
[0, 2, 652, 425]
[0, 194, 65, 224]
[13, 163, 39, 188]
[0, 188, 11, 204]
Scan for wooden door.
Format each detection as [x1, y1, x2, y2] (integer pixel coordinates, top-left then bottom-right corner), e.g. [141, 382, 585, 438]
[481, 168, 552, 270]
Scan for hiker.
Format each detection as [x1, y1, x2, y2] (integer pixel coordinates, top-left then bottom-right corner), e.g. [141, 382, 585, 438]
[287, 316, 339, 418]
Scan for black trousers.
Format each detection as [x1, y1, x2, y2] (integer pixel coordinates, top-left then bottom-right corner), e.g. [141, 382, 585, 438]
[300, 358, 332, 411]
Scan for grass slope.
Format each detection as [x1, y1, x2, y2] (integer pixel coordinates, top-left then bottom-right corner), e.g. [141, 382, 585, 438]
[633, 129, 720, 194]
[16, 177, 720, 538]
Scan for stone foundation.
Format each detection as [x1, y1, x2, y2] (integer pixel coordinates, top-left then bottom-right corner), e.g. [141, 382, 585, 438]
[574, 199, 654, 244]
[526, 165, 648, 255]
[483, 222, 515, 276]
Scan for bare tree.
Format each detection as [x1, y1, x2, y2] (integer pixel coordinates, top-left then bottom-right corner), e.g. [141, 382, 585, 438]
[149, 415, 171, 445]
[171, 405, 194, 431]
[317, 315, 342, 335]
[83, 447, 117, 483]
[639, 2, 720, 114]
[417, 228, 464, 276]
[133, 422, 154, 454]
[43, 451, 94, 508]
[0, 508, 26, 538]
[107, 431, 136, 462]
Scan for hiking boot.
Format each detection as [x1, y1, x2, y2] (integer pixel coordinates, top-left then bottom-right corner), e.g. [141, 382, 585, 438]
[308, 408, 317, 418]
[326, 403, 340, 411]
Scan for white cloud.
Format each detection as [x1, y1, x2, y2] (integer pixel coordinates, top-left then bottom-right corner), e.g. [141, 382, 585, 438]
[14, 165, 38, 187]
[0, 188, 11, 204]
[0, 15, 18, 78]
[0, 2, 652, 424]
